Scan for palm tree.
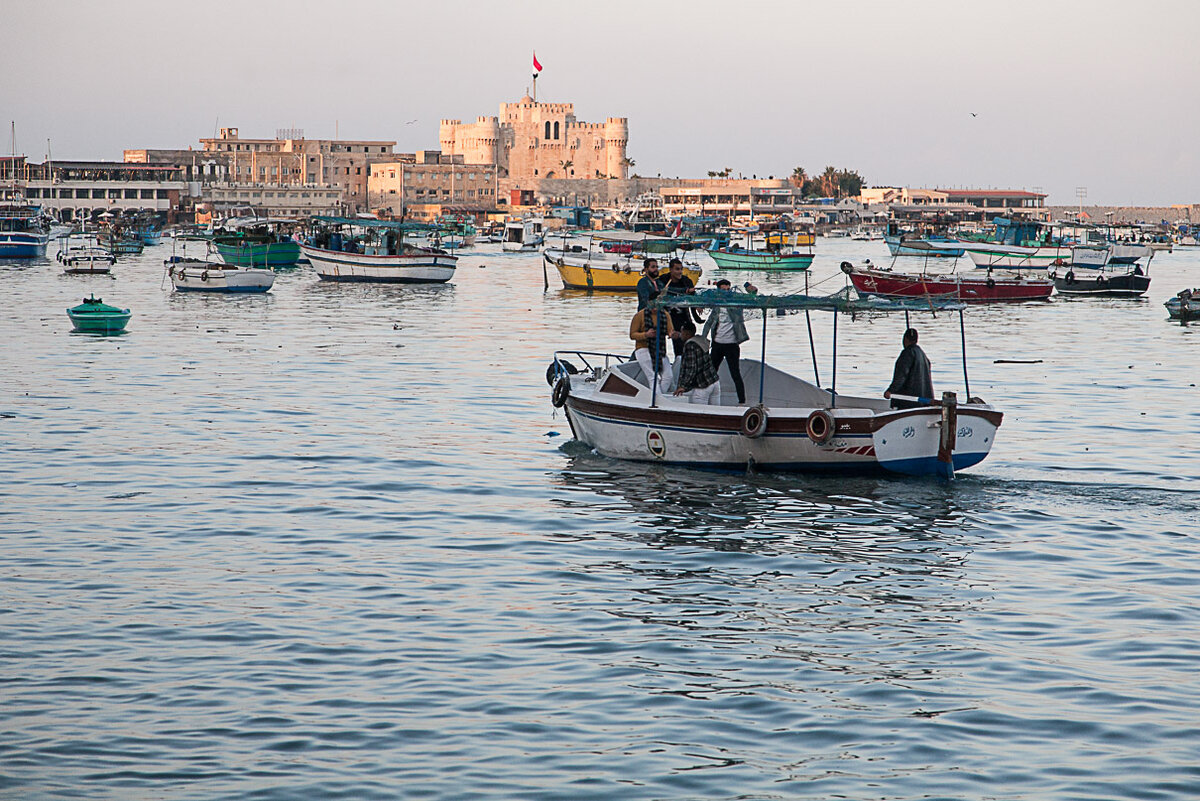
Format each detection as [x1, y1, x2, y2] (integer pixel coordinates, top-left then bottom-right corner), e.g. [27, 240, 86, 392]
[791, 166, 807, 189]
[559, 159, 574, 178]
[820, 166, 839, 197]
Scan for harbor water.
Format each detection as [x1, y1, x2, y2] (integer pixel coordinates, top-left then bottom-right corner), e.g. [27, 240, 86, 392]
[2, 240, 1199, 800]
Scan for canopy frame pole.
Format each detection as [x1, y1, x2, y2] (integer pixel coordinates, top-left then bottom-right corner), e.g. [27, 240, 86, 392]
[959, 309, 971, 400]
[805, 272, 821, 387]
[758, 308, 767, 405]
[651, 310, 661, 408]
[831, 310, 838, 408]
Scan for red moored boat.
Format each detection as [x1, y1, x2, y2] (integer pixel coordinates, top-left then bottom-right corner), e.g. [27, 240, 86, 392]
[841, 261, 1053, 304]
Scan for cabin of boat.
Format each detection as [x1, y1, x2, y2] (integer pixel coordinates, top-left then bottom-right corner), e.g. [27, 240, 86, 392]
[502, 217, 546, 250]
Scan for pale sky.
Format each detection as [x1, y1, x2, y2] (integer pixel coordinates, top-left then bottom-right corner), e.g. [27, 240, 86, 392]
[4, 0, 1197, 206]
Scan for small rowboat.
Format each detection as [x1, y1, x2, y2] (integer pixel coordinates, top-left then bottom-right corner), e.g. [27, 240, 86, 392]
[67, 295, 131, 334]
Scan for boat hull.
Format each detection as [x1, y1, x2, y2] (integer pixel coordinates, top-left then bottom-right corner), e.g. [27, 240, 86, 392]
[884, 235, 963, 257]
[1050, 268, 1150, 297]
[848, 268, 1053, 303]
[302, 244, 456, 283]
[708, 249, 813, 271]
[167, 261, 275, 293]
[962, 244, 1069, 270]
[546, 251, 701, 291]
[67, 311, 131, 333]
[564, 393, 999, 477]
[0, 233, 49, 258]
[1165, 297, 1200, 319]
[214, 240, 302, 268]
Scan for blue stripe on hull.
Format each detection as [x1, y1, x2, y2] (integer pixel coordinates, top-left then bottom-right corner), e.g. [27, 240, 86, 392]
[877, 452, 987, 476]
[315, 274, 452, 284]
[173, 286, 271, 293]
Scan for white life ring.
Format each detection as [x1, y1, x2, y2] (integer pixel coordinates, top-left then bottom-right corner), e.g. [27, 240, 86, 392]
[806, 409, 834, 444]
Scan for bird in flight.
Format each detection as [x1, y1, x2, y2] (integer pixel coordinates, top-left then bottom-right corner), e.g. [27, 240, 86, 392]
[406, 119, 418, 125]
[970, 112, 977, 117]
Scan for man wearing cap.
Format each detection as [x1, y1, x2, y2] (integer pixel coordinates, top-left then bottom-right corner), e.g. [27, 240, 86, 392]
[630, 287, 677, 395]
[884, 327, 933, 409]
[701, 278, 755, 405]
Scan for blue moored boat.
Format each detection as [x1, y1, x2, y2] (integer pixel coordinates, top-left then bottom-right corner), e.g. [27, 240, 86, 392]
[0, 204, 50, 258]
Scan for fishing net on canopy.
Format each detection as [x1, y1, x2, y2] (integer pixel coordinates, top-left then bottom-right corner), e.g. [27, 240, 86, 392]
[648, 286, 965, 317]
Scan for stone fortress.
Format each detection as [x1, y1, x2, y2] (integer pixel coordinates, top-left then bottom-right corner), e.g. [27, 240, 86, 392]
[439, 96, 629, 183]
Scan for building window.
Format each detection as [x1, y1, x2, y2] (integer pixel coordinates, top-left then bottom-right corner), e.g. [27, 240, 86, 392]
[545, 121, 551, 139]
[554, 121, 559, 139]
[157, 189, 169, 199]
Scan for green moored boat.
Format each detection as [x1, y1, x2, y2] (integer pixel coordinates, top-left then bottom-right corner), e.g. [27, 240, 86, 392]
[707, 247, 814, 271]
[212, 233, 301, 268]
[67, 295, 131, 334]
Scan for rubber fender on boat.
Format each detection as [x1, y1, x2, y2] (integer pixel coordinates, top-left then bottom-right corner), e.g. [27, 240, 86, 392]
[740, 405, 768, 438]
[806, 409, 834, 445]
[200, 271, 209, 282]
[552, 376, 571, 408]
[1065, 271, 1075, 283]
[986, 277, 995, 288]
[839, 261, 854, 275]
[545, 359, 579, 387]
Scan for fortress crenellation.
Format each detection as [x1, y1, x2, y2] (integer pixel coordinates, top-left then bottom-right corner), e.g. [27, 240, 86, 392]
[441, 93, 628, 181]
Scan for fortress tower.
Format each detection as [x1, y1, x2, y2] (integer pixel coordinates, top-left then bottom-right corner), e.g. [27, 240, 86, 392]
[439, 95, 628, 182]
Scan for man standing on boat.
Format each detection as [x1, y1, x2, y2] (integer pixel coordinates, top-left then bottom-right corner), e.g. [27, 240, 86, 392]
[701, 278, 755, 405]
[630, 289, 677, 395]
[884, 328, 934, 409]
[663, 257, 701, 357]
[636, 258, 664, 311]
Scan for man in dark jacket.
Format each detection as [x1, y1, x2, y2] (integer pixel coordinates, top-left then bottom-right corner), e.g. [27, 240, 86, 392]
[884, 328, 933, 409]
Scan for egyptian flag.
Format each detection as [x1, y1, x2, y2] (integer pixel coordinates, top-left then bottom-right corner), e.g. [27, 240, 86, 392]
[533, 52, 543, 80]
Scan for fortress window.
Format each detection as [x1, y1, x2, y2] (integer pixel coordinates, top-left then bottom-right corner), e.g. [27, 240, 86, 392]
[554, 122, 559, 139]
[544, 121, 551, 139]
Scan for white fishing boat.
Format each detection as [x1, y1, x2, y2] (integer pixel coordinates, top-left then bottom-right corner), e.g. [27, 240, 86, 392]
[548, 289, 1002, 478]
[301, 217, 457, 284]
[164, 257, 275, 293]
[57, 233, 116, 274]
[502, 217, 545, 251]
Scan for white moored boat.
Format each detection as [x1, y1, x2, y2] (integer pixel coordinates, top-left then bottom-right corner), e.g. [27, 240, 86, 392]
[164, 257, 275, 293]
[502, 217, 545, 251]
[302, 217, 457, 283]
[548, 290, 1003, 478]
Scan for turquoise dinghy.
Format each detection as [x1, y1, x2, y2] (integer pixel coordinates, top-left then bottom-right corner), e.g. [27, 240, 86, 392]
[66, 295, 131, 334]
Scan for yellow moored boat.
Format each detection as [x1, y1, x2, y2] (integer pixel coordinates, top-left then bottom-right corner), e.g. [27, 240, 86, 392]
[543, 230, 702, 291]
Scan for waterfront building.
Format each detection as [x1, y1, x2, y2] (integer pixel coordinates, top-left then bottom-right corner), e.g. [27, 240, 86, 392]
[367, 151, 498, 219]
[127, 128, 395, 215]
[659, 179, 800, 219]
[8, 158, 189, 221]
[937, 188, 1049, 220]
[439, 96, 629, 182]
[859, 187, 949, 206]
